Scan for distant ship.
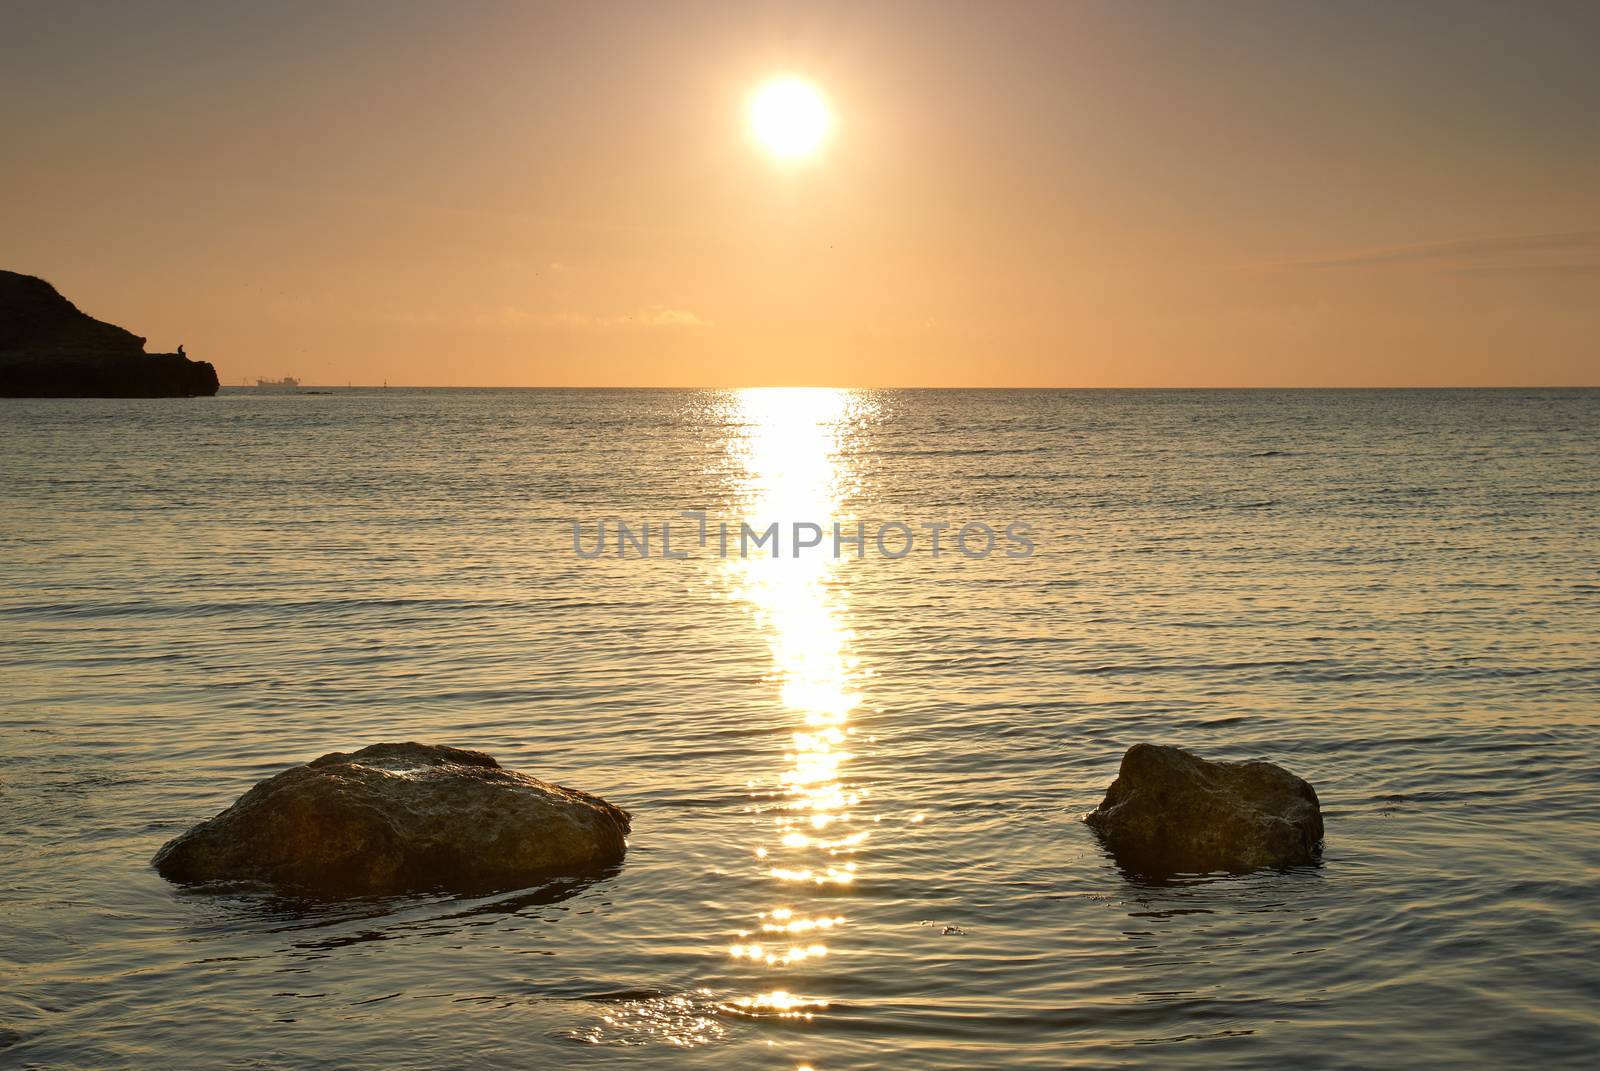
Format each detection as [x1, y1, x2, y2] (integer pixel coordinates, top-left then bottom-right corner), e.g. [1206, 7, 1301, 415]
[255, 376, 300, 388]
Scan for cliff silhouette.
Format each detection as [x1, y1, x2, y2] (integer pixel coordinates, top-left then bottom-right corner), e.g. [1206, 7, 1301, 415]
[0, 271, 219, 397]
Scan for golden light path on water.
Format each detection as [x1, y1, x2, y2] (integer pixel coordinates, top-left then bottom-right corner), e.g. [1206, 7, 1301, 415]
[722, 388, 872, 1035]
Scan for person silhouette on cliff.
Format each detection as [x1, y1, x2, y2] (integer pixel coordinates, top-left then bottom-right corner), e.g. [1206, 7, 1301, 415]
[177, 344, 186, 357]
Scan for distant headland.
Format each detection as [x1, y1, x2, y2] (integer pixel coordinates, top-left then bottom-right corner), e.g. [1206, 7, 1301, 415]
[0, 271, 219, 397]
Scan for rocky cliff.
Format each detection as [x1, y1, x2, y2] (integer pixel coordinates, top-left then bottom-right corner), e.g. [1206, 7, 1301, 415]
[0, 271, 219, 397]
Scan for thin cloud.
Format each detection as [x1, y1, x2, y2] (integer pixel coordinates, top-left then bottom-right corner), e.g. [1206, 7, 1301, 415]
[1450, 262, 1600, 278]
[472, 305, 709, 329]
[472, 307, 592, 328]
[1293, 228, 1600, 270]
[640, 307, 708, 327]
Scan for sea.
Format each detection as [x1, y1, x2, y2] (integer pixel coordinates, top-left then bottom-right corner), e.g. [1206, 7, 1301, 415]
[1, 387, 1597, 1070]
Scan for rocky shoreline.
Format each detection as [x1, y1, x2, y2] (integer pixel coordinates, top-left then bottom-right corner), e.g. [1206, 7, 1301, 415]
[1, 270, 218, 397]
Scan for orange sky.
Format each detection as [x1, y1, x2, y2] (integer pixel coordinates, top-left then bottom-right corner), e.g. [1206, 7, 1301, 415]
[3, 1, 1597, 386]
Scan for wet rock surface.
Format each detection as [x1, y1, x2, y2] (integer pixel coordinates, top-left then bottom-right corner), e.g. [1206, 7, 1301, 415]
[153, 743, 631, 897]
[1085, 743, 1323, 875]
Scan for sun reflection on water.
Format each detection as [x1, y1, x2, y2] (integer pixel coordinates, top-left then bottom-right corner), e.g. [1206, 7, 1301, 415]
[722, 387, 872, 1028]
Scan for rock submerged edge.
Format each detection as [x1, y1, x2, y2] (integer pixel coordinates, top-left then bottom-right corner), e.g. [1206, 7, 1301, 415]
[152, 742, 631, 898]
[1084, 743, 1323, 876]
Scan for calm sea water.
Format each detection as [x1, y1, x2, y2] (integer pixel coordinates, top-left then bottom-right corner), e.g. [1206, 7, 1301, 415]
[2, 388, 1598, 1070]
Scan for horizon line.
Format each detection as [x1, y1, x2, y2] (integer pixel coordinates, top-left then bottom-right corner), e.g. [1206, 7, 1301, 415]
[224, 383, 1600, 391]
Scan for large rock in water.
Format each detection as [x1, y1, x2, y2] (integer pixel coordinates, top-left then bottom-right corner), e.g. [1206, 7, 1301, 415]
[1084, 744, 1323, 875]
[152, 743, 631, 897]
[0, 269, 218, 397]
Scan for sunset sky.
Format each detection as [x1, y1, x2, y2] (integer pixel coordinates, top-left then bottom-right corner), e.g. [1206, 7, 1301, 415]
[3, 0, 1597, 387]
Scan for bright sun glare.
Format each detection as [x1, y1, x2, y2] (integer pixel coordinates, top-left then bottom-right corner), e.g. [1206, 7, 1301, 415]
[748, 78, 831, 160]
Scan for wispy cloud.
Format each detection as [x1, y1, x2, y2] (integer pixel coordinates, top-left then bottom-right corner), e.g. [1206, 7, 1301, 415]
[1448, 261, 1600, 278]
[1290, 228, 1600, 272]
[638, 307, 708, 327]
[472, 305, 710, 329]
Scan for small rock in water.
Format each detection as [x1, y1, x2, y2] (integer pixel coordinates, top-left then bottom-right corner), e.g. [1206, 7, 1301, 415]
[1084, 743, 1322, 876]
[152, 742, 630, 897]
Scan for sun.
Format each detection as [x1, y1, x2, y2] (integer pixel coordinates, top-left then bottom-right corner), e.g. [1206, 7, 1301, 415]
[748, 78, 831, 161]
